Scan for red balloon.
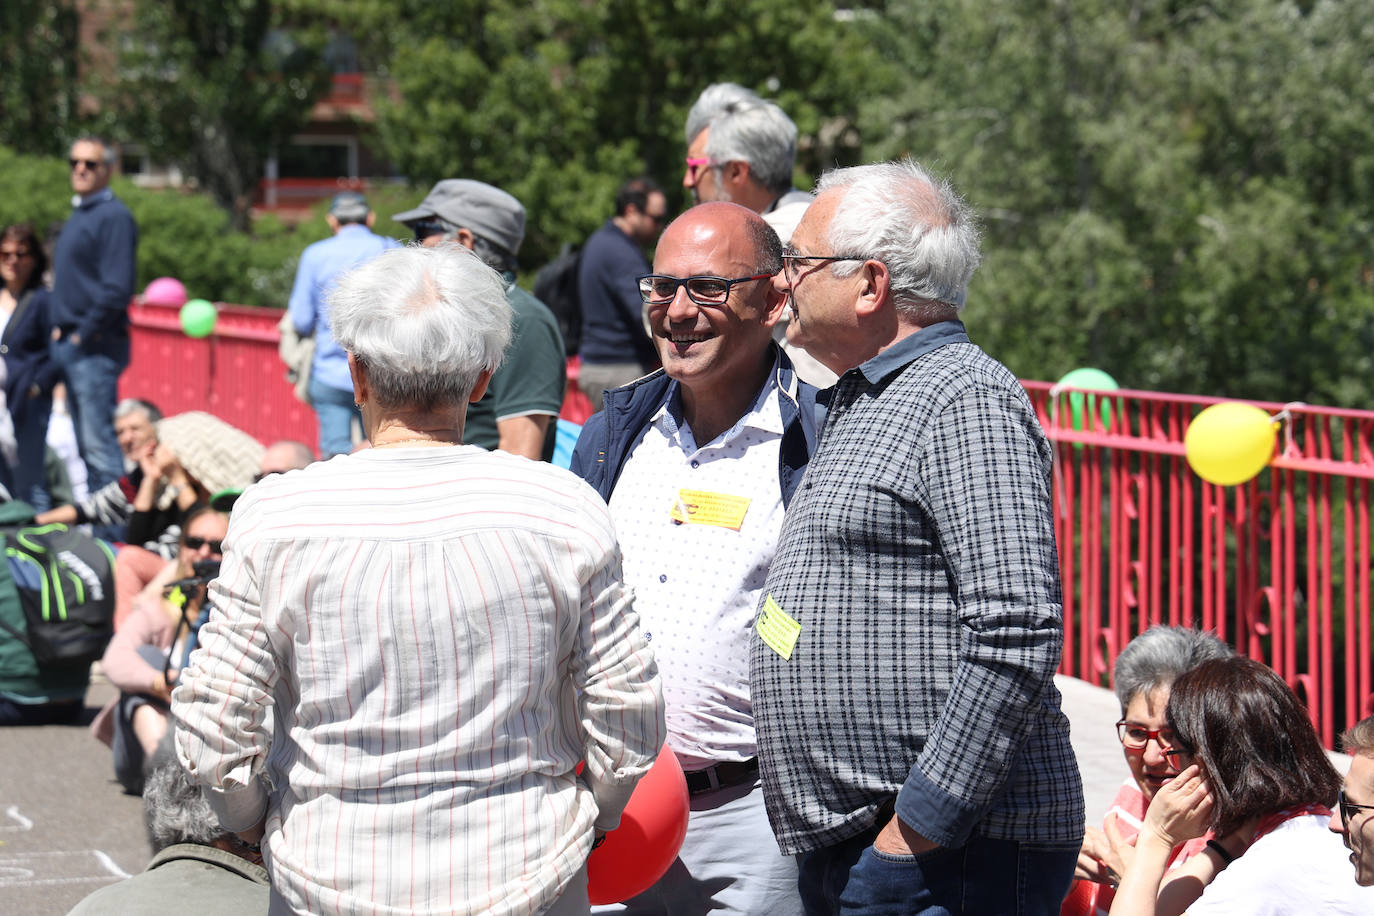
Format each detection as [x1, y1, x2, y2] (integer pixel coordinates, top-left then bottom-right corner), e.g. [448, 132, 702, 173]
[586, 746, 690, 905]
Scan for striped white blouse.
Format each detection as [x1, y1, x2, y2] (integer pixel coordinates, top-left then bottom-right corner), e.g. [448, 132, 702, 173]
[173, 446, 665, 915]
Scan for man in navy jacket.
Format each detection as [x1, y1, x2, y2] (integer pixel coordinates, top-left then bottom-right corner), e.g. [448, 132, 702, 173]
[49, 136, 138, 494]
[575, 178, 668, 409]
[571, 203, 819, 915]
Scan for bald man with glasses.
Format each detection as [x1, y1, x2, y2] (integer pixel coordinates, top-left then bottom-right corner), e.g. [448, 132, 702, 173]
[571, 202, 820, 915]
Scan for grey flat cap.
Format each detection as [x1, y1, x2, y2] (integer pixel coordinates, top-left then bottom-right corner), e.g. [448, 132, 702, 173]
[392, 179, 526, 255]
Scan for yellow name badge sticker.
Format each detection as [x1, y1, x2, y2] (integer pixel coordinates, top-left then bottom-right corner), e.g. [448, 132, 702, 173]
[669, 489, 752, 531]
[756, 594, 801, 660]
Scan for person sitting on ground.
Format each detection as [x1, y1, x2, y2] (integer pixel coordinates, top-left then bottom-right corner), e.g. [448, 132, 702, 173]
[1110, 656, 1374, 915]
[91, 507, 227, 795]
[107, 410, 260, 630]
[258, 439, 314, 479]
[1068, 627, 1233, 912]
[1329, 713, 1374, 887]
[67, 749, 269, 914]
[37, 397, 160, 538]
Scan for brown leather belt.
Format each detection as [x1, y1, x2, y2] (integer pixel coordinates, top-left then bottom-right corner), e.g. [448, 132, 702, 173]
[684, 758, 759, 795]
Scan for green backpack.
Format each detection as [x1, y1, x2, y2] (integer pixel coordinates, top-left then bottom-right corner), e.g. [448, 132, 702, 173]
[0, 504, 117, 667]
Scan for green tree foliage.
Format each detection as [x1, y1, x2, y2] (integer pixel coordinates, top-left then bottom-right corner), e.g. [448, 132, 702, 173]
[100, 0, 334, 230]
[0, 1, 81, 155]
[864, 0, 1374, 406]
[307, 0, 881, 271]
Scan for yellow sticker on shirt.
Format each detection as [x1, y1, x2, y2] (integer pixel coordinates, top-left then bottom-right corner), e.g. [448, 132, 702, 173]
[669, 489, 752, 530]
[756, 594, 801, 660]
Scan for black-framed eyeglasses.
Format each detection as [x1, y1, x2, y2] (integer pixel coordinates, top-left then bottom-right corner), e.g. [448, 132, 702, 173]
[637, 273, 773, 307]
[68, 158, 103, 171]
[411, 220, 452, 242]
[1115, 720, 1177, 750]
[1339, 789, 1374, 829]
[780, 253, 870, 280]
[184, 536, 224, 554]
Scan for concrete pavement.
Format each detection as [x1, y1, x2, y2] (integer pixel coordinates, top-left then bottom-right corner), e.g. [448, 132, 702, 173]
[0, 672, 1293, 914]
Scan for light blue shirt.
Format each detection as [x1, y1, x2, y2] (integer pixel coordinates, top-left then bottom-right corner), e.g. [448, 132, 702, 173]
[288, 224, 399, 391]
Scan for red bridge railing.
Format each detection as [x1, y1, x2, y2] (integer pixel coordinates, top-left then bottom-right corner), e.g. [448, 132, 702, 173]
[1026, 381, 1374, 747]
[121, 303, 1374, 746]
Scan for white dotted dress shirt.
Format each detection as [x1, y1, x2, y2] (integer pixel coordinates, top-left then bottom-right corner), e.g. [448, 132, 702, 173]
[608, 380, 784, 771]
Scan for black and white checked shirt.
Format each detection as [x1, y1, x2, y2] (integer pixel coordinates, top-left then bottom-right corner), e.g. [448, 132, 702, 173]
[750, 321, 1084, 855]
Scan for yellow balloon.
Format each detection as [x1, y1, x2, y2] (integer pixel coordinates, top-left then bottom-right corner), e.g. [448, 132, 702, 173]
[1184, 402, 1277, 486]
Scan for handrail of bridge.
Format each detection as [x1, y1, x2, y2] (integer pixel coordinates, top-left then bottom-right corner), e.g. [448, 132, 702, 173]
[120, 302, 1374, 747]
[1025, 381, 1373, 747]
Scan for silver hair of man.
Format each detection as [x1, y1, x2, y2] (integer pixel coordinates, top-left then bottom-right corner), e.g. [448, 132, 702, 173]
[816, 159, 982, 320]
[143, 751, 225, 852]
[330, 245, 512, 411]
[1112, 625, 1233, 713]
[72, 135, 120, 165]
[417, 217, 518, 274]
[703, 97, 798, 197]
[685, 82, 760, 145]
[114, 397, 162, 424]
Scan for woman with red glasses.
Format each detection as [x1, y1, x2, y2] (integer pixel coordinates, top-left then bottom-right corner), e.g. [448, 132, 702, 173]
[1065, 627, 1232, 916]
[1110, 656, 1374, 914]
[91, 506, 228, 795]
[0, 223, 62, 508]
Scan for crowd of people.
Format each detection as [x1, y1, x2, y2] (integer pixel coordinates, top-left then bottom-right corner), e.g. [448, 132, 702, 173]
[0, 85, 1372, 916]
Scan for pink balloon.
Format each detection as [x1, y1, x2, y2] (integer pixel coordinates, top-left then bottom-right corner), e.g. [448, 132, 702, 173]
[587, 746, 690, 904]
[143, 277, 188, 307]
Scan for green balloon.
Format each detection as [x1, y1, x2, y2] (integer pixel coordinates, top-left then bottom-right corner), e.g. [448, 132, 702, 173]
[1056, 367, 1118, 433]
[179, 299, 217, 338]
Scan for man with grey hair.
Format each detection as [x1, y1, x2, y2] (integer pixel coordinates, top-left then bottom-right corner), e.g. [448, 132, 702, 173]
[683, 83, 812, 236]
[289, 191, 399, 458]
[67, 752, 269, 914]
[750, 159, 1084, 913]
[258, 439, 315, 477]
[394, 179, 566, 460]
[36, 397, 162, 537]
[1332, 714, 1374, 886]
[50, 135, 138, 494]
[683, 83, 832, 385]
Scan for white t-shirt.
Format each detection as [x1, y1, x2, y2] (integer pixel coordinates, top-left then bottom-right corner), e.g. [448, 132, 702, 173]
[1189, 813, 1374, 914]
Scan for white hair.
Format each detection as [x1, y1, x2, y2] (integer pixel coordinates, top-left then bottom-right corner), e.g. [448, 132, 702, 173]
[685, 82, 758, 145]
[704, 98, 798, 197]
[817, 159, 982, 318]
[330, 245, 512, 410]
[143, 751, 224, 851]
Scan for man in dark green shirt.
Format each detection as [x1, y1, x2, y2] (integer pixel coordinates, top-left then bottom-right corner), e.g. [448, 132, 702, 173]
[394, 180, 565, 460]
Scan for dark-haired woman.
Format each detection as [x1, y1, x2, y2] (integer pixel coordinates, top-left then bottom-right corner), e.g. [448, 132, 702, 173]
[0, 223, 62, 508]
[1110, 656, 1374, 914]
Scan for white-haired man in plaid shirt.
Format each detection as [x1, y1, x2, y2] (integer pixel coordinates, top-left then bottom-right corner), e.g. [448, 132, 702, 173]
[750, 159, 1084, 915]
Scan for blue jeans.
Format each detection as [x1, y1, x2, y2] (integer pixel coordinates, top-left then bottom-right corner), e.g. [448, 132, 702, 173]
[12, 396, 53, 511]
[50, 340, 126, 493]
[308, 375, 360, 458]
[798, 828, 1076, 916]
